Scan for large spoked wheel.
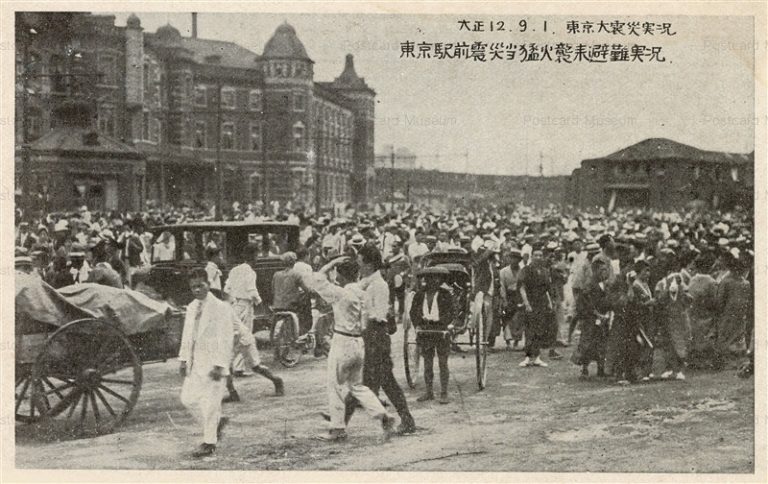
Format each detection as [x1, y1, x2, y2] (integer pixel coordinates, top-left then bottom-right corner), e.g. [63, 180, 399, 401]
[475, 299, 488, 391]
[272, 314, 300, 368]
[15, 363, 45, 424]
[30, 318, 142, 435]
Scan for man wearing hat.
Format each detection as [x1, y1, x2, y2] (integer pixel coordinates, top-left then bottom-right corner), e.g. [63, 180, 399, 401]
[15, 221, 37, 250]
[410, 267, 454, 404]
[15, 255, 35, 275]
[118, 221, 145, 289]
[68, 243, 90, 284]
[385, 241, 411, 324]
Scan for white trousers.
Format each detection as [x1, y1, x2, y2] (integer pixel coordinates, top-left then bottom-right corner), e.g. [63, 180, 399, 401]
[180, 373, 227, 445]
[232, 299, 254, 372]
[234, 318, 261, 367]
[327, 334, 387, 430]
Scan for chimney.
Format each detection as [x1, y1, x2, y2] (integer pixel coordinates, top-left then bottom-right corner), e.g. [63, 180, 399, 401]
[191, 12, 198, 38]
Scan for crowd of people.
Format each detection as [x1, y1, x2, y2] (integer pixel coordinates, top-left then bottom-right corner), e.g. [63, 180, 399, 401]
[15, 199, 755, 454]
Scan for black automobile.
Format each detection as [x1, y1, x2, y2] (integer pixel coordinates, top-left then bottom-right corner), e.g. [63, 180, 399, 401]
[144, 221, 300, 307]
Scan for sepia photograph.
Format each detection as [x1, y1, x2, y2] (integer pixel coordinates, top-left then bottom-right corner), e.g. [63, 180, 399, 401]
[3, 2, 765, 480]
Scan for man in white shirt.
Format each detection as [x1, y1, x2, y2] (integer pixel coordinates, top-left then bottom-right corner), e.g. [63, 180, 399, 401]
[379, 224, 398, 260]
[178, 268, 234, 458]
[350, 245, 417, 434]
[223, 245, 262, 376]
[302, 257, 395, 442]
[407, 232, 428, 260]
[205, 244, 223, 292]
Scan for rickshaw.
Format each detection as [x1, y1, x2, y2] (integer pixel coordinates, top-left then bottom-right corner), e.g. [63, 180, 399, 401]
[402, 250, 489, 390]
[15, 274, 183, 435]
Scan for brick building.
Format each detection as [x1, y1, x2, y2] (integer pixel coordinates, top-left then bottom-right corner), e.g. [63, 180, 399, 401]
[567, 138, 754, 211]
[15, 12, 375, 213]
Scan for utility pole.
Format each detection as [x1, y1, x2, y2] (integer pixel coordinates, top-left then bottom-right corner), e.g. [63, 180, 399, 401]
[214, 79, 223, 220]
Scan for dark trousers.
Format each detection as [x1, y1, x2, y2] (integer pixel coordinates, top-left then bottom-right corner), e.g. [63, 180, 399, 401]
[389, 285, 406, 319]
[420, 335, 450, 394]
[524, 309, 550, 358]
[345, 324, 414, 426]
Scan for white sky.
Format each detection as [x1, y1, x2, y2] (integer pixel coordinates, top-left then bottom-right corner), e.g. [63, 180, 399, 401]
[108, 12, 755, 175]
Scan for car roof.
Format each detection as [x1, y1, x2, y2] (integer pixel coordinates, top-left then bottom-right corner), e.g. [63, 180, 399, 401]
[150, 221, 300, 232]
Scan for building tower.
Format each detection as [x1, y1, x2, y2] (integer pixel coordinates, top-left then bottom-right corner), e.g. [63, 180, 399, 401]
[331, 54, 376, 205]
[256, 22, 315, 205]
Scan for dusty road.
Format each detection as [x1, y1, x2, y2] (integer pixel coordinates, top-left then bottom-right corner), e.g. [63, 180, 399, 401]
[15, 328, 754, 473]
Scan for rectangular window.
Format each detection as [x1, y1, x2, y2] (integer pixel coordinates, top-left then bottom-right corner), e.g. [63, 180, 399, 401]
[250, 123, 262, 151]
[50, 55, 67, 93]
[293, 91, 306, 112]
[142, 111, 150, 140]
[249, 90, 262, 111]
[293, 124, 305, 151]
[221, 88, 236, 109]
[28, 110, 42, 141]
[194, 121, 206, 148]
[97, 55, 116, 85]
[98, 107, 114, 136]
[221, 122, 235, 150]
[194, 85, 207, 107]
[152, 118, 161, 144]
[143, 63, 151, 97]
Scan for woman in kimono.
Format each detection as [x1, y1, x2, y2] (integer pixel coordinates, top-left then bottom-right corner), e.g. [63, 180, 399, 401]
[714, 250, 751, 369]
[686, 256, 719, 369]
[654, 256, 692, 381]
[573, 259, 611, 378]
[616, 260, 655, 384]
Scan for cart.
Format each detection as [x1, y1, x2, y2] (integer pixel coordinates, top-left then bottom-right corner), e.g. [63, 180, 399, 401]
[15, 274, 183, 435]
[402, 251, 489, 391]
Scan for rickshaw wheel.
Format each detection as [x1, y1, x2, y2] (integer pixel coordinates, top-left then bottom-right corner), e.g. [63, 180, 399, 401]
[475, 299, 488, 391]
[15, 365, 45, 423]
[272, 314, 301, 368]
[30, 318, 142, 435]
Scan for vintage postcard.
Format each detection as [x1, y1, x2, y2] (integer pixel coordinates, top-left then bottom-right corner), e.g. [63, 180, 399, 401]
[1, 1, 765, 482]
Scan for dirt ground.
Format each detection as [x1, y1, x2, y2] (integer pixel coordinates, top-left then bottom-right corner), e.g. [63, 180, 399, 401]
[15, 327, 755, 473]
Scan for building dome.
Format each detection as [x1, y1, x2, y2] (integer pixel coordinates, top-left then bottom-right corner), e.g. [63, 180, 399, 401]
[155, 23, 182, 43]
[262, 21, 311, 60]
[126, 13, 141, 29]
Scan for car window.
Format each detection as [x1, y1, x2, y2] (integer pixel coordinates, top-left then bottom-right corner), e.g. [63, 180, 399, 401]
[202, 231, 227, 263]
[151, 231, 177, 262]
[248, 230, 291, 257]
